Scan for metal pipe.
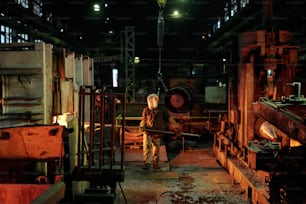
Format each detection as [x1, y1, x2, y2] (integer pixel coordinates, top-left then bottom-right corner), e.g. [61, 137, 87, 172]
[255, 118, 278, 141]
[110, 95, 116, 170]
[99, 91, 105, 170]
[143, 128, 201, 138]
[286, 82, 301, 99]
[89, 87, 95, 170]
[263, 0, 273, 31]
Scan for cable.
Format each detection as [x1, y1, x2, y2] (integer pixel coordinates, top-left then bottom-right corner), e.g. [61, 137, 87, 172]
[156, 7, 168, 95]
[156, 191, 173, 204]
[119, 182, 128, 204]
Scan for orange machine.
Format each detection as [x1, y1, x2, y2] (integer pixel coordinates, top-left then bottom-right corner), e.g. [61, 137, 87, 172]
[0, 125, 66, 204]
[213, 29, 306, 204]
[0, 42, 93, 203]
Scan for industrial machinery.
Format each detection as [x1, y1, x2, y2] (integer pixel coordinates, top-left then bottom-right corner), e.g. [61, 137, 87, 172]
[0, 43, 70, 203]
[213, 29, 306, 204]
[71, 86, 126, 203]
[0, 42, 105, 203]
[0, 124, 67, 203]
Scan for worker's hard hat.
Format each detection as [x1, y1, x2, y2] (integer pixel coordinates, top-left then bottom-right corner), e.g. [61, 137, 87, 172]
[147, 93, 159, 110]
[147, 93, 159, 101]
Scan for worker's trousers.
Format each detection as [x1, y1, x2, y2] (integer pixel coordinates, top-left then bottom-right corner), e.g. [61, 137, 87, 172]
[143, 133, 161, 165]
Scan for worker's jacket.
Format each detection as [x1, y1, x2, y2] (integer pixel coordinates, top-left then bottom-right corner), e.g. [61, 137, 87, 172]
[140, 106, 170, 136]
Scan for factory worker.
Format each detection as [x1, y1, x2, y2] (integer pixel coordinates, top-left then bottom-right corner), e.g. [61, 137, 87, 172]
[140, 93, 180, 170]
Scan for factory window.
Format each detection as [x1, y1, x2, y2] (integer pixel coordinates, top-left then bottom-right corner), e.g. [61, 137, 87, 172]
[224, 2, 230, 22]
[17, 33, 29, 43]
[231, 0, 238, 16]
[15, 0, 29, 9]
[241, 0, 250, 8]
[32, 0, 43, 17]
[112, 68, 119, 87]
[0, 25, 12, 44]
[34, 39, 42, 43]
[217, 18, 221, 29]
[220, 0, 252, 30]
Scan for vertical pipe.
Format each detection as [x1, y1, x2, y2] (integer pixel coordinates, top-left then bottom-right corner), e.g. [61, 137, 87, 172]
[77, 87, 82, 169]
[99, 92, 105, 170]
[237, 62, 245, 148]
[245, 60, 255, 146]
[263, 0, 273, 31]
[121, 94, 125, 171]
[293, 82, 301, 98]
[110, 95, 116, 170]
[88, 87, 95, 170]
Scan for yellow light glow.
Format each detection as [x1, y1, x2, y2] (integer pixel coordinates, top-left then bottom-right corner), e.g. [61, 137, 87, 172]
[134, 56, 140, 64]
[156, 0, 167, 8]
[93, 3, 100, 12]
[173, 10, 179, 16]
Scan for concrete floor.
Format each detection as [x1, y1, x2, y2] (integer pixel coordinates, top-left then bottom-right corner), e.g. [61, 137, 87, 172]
[115, 138, 250, 204]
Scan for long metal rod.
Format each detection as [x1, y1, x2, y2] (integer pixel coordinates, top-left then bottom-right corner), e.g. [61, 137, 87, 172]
[143, 128, 201, 137]
[121, 94, 125, 170]
[89, 87, 95, 170]
[99, 92, 104, 170]
[77, 87, 83, 169]
[110, 95, 116, 170]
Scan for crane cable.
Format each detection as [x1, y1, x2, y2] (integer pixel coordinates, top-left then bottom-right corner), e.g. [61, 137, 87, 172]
[156, 7, 168, 95]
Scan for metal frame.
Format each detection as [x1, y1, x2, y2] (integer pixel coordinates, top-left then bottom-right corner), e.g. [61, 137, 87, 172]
[124, 26, 135, 103]
[73, 86, 126, 202]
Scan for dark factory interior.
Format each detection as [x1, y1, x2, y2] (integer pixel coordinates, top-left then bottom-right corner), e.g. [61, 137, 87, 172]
[1, 0, 306, 204]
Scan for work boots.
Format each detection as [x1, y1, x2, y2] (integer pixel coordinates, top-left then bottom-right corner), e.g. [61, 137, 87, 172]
[153, 163, 160, 169]
[142, 163, 150, 170]
[142, 163, 160, 170]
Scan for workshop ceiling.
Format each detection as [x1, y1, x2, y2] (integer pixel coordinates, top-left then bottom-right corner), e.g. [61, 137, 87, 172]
[1, 0, 306, 62]
[41, 0, 224, 60]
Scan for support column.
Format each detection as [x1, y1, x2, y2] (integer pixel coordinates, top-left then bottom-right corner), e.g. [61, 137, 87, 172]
[124, 26, 135, 103]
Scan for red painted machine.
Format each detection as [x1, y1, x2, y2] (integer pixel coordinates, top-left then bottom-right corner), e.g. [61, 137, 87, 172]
[0, 125, 66, 204]
[213, 28, 306, 204]
[0, 43, 93, 203]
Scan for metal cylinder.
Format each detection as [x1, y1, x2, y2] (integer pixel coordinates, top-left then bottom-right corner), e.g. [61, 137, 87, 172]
[255, 118, 278, 141]
[165, 85, 193, 113]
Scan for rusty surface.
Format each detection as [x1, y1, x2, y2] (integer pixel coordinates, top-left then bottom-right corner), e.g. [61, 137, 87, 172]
[0, 184, 51, 204]
[74, 86, 126, 184]
[116, 148, 248, 204]
[0, 125, 64, 160]
[253, 100, 306, 145]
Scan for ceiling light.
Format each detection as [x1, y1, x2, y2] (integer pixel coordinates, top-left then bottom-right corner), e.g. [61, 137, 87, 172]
[171, 10, 182, 18]
[134, 57, 140, 64]
[156, 0, 167, 8]
[93, 3, 101, 12]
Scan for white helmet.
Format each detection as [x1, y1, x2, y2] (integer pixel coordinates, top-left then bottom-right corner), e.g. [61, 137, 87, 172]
[147, 93, 159, 110]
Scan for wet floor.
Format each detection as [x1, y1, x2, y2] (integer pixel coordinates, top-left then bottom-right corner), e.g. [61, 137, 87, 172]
[115, 138, 250, 204]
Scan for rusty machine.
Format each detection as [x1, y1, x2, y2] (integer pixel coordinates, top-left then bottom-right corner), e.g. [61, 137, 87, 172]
[71, 86, 126, 203]
[213, 29, 306, 204]
[0, 42, 126, 203]
[0, 43, 70, 204]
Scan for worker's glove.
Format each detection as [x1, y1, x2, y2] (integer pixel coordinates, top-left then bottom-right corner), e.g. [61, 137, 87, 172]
[171, 136, 178, 141]
[174, 128, 182, 137]
[139, 126, 147, 132]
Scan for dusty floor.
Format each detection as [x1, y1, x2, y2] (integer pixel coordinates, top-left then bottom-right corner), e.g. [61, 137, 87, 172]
[115, 138, 250, 204]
